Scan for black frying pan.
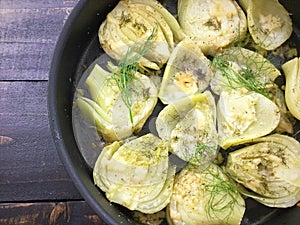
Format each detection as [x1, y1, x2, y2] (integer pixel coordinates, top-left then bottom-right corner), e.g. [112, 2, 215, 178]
[48, 0, 300, 224]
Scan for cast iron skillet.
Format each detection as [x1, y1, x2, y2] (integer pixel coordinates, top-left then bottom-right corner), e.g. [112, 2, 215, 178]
[48, 0, 300, 224]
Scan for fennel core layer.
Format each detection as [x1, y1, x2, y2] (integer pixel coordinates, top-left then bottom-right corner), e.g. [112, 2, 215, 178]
[111, 26, 157, 124]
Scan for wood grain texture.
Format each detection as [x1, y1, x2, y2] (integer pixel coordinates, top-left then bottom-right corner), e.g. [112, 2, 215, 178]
[0, 0, 110, 222]
[0, 81, 82, 201]
[0, 1, 78, 81]
[0, 201, 106, 225]
[0, 0, 78, 9]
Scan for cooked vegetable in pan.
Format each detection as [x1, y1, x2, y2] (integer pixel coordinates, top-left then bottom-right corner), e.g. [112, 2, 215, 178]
[73, 0, 300, 224]
[76, 63, 158, 142]
[98, 0, 184, 70]
[167, 164, 245, 225]
[225, 134, 300, 208]
[178, 0, 247, 55]
[238, 0, 293, 50]
[93, 133, 176, 213]
[158, 38, 213, 104]
[282, 57, 300, 120]
[156, 91, 218, 164]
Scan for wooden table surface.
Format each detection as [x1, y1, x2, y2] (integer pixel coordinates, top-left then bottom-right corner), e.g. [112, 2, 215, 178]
[0, 0, 106, 224]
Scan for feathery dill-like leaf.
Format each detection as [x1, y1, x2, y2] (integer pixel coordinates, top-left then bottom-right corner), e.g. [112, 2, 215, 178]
[111, 26, 157, 123]
[204, 166, 241, 221]
[212, 47, 271, 98]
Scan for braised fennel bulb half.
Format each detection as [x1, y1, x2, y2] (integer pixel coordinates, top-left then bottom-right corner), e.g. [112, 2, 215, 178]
[282, 57, 300, 120]
[167, 164, 245, 225]
[225, 134, 300, 208]
[238, 0, 293, 50]
[93, 133, 176, 213]
[210, 47, 281, 96]
[177, 0, 247, 55]
[156, 91, 218, 166]
[217, 89, 280, 149]
[210, 46, 282, 149]
[76, 64, 158, 142]
[158, 38, 213, 104]
[98, 0, 184, 70]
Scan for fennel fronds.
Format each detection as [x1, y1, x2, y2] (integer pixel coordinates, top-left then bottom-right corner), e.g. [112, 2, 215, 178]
[204, 166, 241, 221]
[212, 47, 272, 98]
[111, 26, 157, 123]
[187, 144, 241, 221]
[189, 144, 216, 168]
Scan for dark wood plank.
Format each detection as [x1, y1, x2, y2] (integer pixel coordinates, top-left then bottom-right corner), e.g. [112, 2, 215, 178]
[0, 0, 78, 9]
[0, 201, 106, 225]
[0, 1, 78, 81]
[0, 81, 82, 201]
[0, 41, 59, 81]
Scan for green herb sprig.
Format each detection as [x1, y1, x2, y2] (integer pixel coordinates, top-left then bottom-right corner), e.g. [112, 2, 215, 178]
[204, 166, 241, 221]
[187, 144, 240, 221]
[189, 144, 216, 168]
[185, 162, 241, 221]
[111, 26, 157, 124]
[212, 47, 271, 98]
